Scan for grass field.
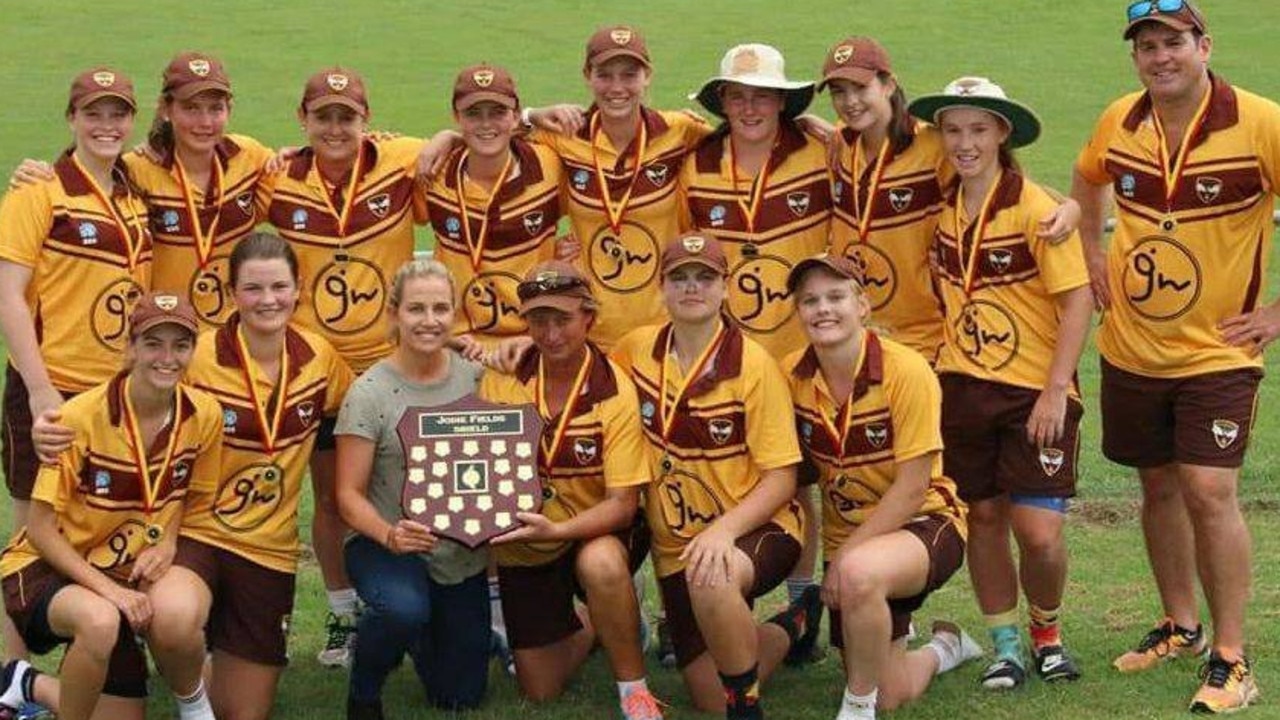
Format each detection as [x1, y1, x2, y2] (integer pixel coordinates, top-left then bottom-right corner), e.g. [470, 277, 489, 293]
[3, 1, 1280, 718]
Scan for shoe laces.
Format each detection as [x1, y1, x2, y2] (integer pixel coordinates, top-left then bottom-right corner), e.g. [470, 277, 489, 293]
[1135, 621, 1175, 652]
[621, 689, 665, 720]
[1198, 654, 1243, 689]
[324, 612, 355, 649]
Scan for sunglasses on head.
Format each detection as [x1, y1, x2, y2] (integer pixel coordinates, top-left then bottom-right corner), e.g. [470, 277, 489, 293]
[1126, 0, 1186, 22]
[516, 274, 587, 302]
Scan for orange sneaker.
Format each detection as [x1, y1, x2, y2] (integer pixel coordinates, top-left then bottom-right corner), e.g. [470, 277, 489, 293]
[620, 687, 666, 720]
[1190, 652, 1259, 714]
[1113, 618, 1207, 673]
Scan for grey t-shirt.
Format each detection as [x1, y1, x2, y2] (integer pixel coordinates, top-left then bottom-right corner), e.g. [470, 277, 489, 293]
[334, 351, 488, 585]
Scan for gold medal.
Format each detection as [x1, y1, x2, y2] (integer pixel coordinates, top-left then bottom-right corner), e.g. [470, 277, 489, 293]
[741, 242, 759, 258]
[145, 523, 164, 545]
[1161, 216, 1177, 233]
[660, 454, 673, 474]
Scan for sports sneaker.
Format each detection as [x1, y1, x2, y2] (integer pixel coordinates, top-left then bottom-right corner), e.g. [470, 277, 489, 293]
[0, 660, 32, 711]
[929, 620, 984, 673]
[655, 617, 677, 669]
[771, 584, 823, 666]
[318, 612, 358, 668]
[1113, 618, 1207, 673]
[620, 687, 666, 720]
[1190, 652, 1259, 714]
[981, 656, 1027, 690]
[14, 703, 53, 720]
[1034, 644, 1081, 683]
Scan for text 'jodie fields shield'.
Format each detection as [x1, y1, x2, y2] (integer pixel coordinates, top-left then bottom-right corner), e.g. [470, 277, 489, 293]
[397, 395, 544, 548]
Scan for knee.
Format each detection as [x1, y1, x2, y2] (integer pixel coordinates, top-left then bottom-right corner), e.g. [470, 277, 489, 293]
[1014, 523, 1063, 561]
[74, 599, 123, 658]
[836, 558, 885, 609]
[575, 538, 630, 591]
[1141, 473, 1180, 505]
[1180, 478, 1239, 520]
[148, 593, 206, 646]
[364, 583, 431, 629]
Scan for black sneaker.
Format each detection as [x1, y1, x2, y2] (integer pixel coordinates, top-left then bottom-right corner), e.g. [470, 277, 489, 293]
[770, 585, 823, 666]
[1034, 644, 1082, 683]
[981, 656, 1027, 690]
[655, 616, 677, 669]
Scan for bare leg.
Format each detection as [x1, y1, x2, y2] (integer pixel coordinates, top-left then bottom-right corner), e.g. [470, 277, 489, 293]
[1139, 464, 1199, 628]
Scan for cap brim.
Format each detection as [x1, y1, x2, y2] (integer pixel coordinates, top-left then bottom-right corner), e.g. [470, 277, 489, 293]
[519, 294, 589, 316]
[75, 91, 137, 111]
[691, 78, 815, 120]
[786, 256, 857, 293]
[663, 256, 727, 276]
[131, 316, 198, 339]
[817, 66, 878, 93]
[454, 92, 519, 112]
[587, 49, 651, 71]
[170, 80, 231, 101]
[1123, 15, 1196, 39]
[305, 96, 368, 115]
[907, 95, 1041, 149]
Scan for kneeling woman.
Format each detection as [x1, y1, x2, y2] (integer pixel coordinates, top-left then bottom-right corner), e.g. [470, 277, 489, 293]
[908, 78, 1091, 688]
[784, 255, 978, 720]
[334, 260, 492, 718]
[612, 234, 807, 720]
[479, 262, 662, 719]
[0, 294, 222, 720]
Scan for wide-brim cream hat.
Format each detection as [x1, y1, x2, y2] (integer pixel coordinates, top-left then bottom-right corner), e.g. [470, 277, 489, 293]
[907, 76, 1041, 148]
[691, 43, 815, 120]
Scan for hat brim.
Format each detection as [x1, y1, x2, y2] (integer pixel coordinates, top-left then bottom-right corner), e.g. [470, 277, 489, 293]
[519, 293, 591, 317]
[662, 256, 728, 276]
[907, 95, 1041, 149]
[304, 96, 368, 116]
[131, 316, 198, 339]
[75, 91, 137, 111]
[816, 66, 878, 93]
[454, 92, 519, 112]
[586, 49, 651, 72]
[786, 256, 858, 294]
[1122, 15, 1197, 39]
[690, 77, 815, 120]
[170, 80, 231, 101]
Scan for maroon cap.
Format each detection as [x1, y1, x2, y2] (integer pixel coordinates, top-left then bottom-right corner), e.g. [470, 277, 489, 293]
[786, 253, 864, 294]
[301, 67, 369, 115]
[661, 232, 729, 276]
[453, 64, 519, 112]
[517, 261, 595, 315]
[162, 52, 232, 100]
[129, 292, 199, 339]
[584, 25, 651, 72]
[1124, 0, 1208, 39]
[818, 37, 893, 92]
[68, 67, 136, 112]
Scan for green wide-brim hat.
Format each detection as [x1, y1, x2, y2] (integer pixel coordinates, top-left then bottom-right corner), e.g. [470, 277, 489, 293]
[907, 76, 1041, 149]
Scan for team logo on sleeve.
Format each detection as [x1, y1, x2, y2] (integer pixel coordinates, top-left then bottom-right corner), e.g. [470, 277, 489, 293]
[1211, 419, 1240, 449]
[297, 400, 316, 427]
[709, 204, 727, 227]
[888, 187, 914, 213]
[222, 408, 238, 433]
[78, 222, 99, 245]
[841, 243, 896, 311]
[987, 248, 1014, 274]
[1121, 236, 1201, 321]
[444, 216, 461, 237]
[522, 211, 545, 236]
[864, 422, 888, 449]
[587, 222, 658, 294]
[572, 169, 591, 191]
[832, 181, 844, 202]
[786, 192, 811, 217]
[93, 470, 112, 495]
[188, 59, 211, 77]
[1120, 173, 1137, 199]
[1195, 177, 1222, 205]
[643, 163, 669, 187]
[92, 71, 116, 87]
[366, 193, 391, 219]
[1039, 448, 1065, 476]
[572, 437, 598, 465]
[707, 418, 734, 445]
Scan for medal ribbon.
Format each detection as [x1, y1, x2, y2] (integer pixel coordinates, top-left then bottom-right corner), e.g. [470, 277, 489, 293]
[120, 377, 184, 519]
[173, 157, 225, 268]
[657, 321, 727, 446]
[954, 170, 1004, 297]
[535, 350, 593, 477]
[231, 327, 291, 457]
[728, 138, 775, 235]
[589, 112, 648, 233]
[454, 149, 515, 272]
[1150, 88, 1212, 212]
[851, 136, 892, 244]
[316, 142, 365, 237]
[71, 155, 146, 272]
[813, 333, 867, 454]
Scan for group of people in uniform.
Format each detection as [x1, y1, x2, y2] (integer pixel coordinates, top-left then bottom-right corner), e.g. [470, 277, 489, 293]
[0, 1, 1277, 719]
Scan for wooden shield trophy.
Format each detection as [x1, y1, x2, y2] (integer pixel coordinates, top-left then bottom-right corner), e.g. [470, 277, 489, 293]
[397, 395, 544, 549]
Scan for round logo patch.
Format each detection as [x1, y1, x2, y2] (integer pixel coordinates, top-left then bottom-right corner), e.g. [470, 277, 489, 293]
[727, 254, 794, 333]
[953, 299, 1019, 371]
[587, 222, 659, 294]
[214, 462, 286, 532]
[461, 270, 523, 333]
[1121, 235, 1201, 321]
[91, 279, 145, 351]
[311, 257, 386, 336]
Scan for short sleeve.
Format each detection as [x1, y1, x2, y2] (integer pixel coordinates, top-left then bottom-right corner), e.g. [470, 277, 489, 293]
[601, 371, 651, 489]
[743, 349, 802, 470]
[883, 350, 944, 463]
[0, 183, 54, 267]
[1075, 98, 1130, 187]
[334, 374, 385, 442]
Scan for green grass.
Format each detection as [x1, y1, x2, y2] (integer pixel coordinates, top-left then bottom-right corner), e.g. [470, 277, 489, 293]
[2, 1, 1280, 718]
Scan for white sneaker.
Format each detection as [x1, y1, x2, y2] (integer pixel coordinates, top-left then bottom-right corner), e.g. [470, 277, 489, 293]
[929, 620, 984, 674]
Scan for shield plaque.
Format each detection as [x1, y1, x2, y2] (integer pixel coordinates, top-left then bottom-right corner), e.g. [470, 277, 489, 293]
[397, 395, 544, 548]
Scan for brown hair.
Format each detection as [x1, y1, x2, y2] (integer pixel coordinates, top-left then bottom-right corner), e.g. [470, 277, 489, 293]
[884, 73, 915, 155]
[146, 93, 177, 161]
[229, 232, 299, 287]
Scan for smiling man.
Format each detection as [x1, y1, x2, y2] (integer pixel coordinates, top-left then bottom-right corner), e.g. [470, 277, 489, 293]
[1070, 1, 1280, 713]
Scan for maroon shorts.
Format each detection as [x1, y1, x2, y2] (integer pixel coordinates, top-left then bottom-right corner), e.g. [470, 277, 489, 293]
[1100, 359, 1262, 469]
[1, 560, 148, 697]
[175, 537, 296, 666]
[828, 514, 966, 645]
[658, 522, 801, 669]
[940, 374, 1082, 503]
[3, 366, 39, 501]
[498, 515, 650, 651]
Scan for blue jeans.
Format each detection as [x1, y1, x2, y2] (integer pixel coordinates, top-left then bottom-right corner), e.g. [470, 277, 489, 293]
[345, 536, 490, 710]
